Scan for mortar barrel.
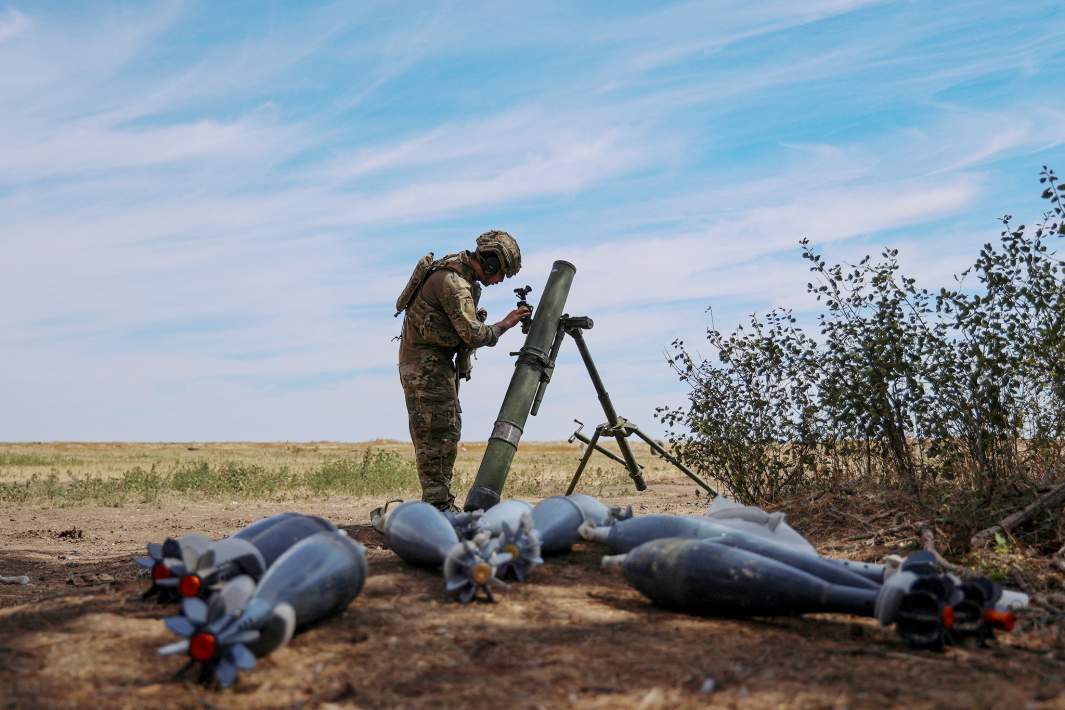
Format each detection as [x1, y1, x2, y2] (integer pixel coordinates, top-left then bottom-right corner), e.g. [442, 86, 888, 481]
[464, 260, 577, 511]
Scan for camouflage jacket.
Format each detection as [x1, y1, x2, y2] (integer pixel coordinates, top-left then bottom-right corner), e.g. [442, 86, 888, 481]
[400, 252, 501, 362]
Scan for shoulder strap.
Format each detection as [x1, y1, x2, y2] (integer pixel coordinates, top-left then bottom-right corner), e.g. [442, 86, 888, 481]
[435, 253, 470, 277]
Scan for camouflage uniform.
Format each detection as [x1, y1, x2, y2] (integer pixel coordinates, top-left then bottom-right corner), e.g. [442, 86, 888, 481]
[399, 252, 503, 510]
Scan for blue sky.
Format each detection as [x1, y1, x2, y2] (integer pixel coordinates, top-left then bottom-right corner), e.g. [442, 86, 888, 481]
[2, 1, 1064, 442]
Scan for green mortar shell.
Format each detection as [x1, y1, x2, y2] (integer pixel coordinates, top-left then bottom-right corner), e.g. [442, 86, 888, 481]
[464, 260, 576, 511]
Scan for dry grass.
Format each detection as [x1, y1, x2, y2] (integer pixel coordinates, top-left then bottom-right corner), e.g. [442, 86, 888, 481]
[0, 440, 686, 506]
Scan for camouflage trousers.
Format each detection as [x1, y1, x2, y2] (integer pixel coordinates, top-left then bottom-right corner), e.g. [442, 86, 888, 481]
[399, 346, 461, 510]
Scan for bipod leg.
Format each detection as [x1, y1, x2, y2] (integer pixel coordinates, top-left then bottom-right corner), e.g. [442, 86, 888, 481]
[611, 430, 646, 492]
[566, 424, 604, 495]
[631, 427, 717, 497]
[567, 328, 646, 491]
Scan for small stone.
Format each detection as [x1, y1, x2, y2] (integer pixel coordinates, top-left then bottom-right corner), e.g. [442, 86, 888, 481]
[0, 575, 29, 585]
[637, 688, 666, 709]
[700, 678, 717, 694]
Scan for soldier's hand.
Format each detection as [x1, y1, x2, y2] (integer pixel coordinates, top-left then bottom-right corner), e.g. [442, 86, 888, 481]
[498, 306, 532, 331]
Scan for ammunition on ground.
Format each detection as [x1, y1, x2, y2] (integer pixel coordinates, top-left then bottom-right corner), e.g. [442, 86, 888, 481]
[588, 514, 876, 589]
[530, 494, 628, 555]
[443, 509, 484, 540]
[143, 513, 337, 603]
[826, 558, 888, 584]
[384, 500, 464, 566]
[703, 498, 892, 580]
[478, 499, 533, 528]
[580, 512, 803, 552]
[581, 514, 722, 552]
[464, 260, 577, 511]
[382, 501, 511, 603]
[477, 500, 543, 581]
[136, 533, 214, 603]
[617, 537, 880, 617]
[583, 514, 744, 552]
[612, 541, 1018, 650]
[566, 492, 631, 526]
[702, 497, 816, 555]
[159, 530, 367, 688]
[881, 553, 1015, 648]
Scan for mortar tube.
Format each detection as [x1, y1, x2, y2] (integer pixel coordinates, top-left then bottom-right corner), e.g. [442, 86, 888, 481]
[464, 260, 576, 511]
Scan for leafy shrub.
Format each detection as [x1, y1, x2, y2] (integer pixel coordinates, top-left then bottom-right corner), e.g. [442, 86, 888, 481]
[659, 167, 1065, 533]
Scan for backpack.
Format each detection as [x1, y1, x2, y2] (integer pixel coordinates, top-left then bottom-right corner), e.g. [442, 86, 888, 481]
[394, 252, 438, 317]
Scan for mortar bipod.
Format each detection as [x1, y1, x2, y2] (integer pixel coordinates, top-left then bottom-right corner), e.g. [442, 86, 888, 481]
[568, 419, 630, 469]
[546, 317, 717, 497]
[565, 418, 716, 497]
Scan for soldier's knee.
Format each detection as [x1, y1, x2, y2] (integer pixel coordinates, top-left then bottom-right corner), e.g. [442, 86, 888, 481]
[428, 406, 459, 440]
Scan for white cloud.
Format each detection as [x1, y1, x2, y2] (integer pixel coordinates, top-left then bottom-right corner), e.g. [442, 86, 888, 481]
[0, 8, 29, 43]
[0, 114, 305, 180]
[525, 176, 980, 314]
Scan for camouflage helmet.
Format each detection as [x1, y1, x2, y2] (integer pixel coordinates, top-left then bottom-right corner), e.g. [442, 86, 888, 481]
[475, 230, 522, 277]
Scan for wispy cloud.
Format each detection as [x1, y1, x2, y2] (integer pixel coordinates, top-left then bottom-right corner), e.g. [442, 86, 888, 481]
[1, 1, 1063, 440]
[0, 7, 29, 43]
[617, 0, 888, 74]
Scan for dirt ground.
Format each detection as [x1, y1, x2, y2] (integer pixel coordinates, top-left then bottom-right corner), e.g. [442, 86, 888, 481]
[2, 481, 1064, 709]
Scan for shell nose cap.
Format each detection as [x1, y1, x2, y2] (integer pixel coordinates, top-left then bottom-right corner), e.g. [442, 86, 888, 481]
[189, 632, 218, 662]
[470, 561, 492, 586]
[178, 574, 202, 598]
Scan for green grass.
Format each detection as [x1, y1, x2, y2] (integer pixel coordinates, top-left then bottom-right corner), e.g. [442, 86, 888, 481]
[0, 452, 83, 467]
[0, 468, 165, 507]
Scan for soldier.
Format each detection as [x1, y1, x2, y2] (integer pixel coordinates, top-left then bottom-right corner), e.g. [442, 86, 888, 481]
[396, 231, 531, 511]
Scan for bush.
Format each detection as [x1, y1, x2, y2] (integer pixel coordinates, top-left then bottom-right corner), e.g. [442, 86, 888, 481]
[303, 450, 418, 497]
[658, 167, 1065, 535]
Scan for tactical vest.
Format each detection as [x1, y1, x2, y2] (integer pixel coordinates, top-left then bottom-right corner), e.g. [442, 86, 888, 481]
[396, 252, 481, 351]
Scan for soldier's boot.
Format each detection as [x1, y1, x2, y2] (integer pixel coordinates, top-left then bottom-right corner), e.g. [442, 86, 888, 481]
[420, 481, 457, 512]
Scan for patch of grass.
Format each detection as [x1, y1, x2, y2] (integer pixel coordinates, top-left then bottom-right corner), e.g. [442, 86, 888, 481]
[473, 464, 630, 498]
[171, 461, 297, 498]
[0, 468, 164, 507]
[304, 450, 419, 497]
[0, 480, 31, 503]
[968, 549, 1024, 583]
[0, 442, 670, 506]
[0, 449, 425, 506]
[0, 452, 82, 467]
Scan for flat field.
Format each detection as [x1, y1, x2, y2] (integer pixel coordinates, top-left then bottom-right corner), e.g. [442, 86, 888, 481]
[0, 442, 1062, 709]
